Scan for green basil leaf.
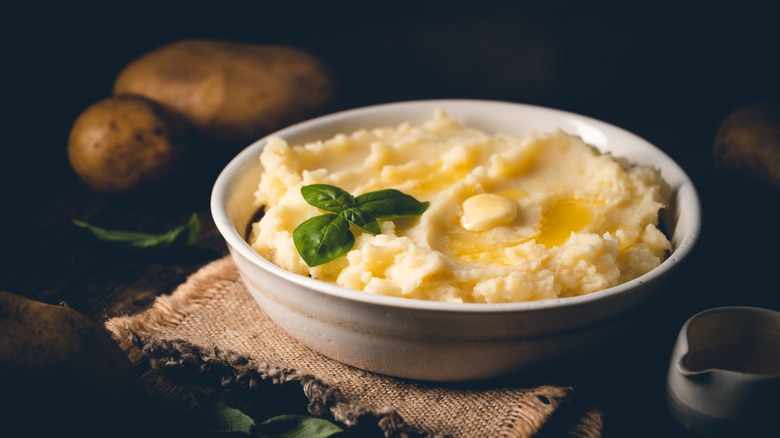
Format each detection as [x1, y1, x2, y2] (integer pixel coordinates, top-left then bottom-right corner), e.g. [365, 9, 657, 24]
[339, 207, 381, 234]
[293, 214, 354, 267]
[294, 186, 428, 266]
[255, 414, 342, 438]
[354, 189, 430, 217]
[193, 393, 256, 435]
[73, 213, 200, 251]
[301, 184, 354, 213]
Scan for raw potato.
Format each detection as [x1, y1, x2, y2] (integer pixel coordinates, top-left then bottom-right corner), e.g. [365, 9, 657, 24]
[0, 290, 148, 434]
[713, 101, 780, 189]
[113, 39, 336, 148]
[68, 94, 189, 194]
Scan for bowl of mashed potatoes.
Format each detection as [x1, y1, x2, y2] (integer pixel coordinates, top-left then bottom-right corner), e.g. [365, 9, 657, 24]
[211, 99, 700, 381]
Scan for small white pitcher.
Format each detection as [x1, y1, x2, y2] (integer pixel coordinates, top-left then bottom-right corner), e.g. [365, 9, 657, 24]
[667, 306, 780, 436]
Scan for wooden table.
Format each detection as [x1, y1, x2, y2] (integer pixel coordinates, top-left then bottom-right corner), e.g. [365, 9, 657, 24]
[3, 3, 778, 436]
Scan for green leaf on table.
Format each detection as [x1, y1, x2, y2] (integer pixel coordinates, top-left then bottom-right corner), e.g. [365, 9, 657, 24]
[293, 214, 354, 267]
[192, 392, 256, 435]
[255, 414, 343, 438]
[73, 213, 200, 251]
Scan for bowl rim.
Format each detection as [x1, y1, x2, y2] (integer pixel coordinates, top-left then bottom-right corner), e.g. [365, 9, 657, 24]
[211, 98, 701, 313]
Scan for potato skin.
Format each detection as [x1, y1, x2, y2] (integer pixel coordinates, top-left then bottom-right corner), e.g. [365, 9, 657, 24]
[0, 290, 148, 435]
[113, 39, 336, 148]
[713, 101, 780, 189]
[67, 95, 189, 194]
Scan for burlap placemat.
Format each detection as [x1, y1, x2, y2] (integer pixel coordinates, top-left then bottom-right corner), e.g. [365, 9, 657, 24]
[106, 256, 602, 437]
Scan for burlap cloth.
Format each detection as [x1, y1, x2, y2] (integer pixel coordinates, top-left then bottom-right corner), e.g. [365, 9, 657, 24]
[106, 256, 603, 437]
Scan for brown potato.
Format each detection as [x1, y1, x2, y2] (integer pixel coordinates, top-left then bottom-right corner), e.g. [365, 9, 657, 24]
[713, 101, 780, 189]
[113, 39, 336, 148]
[67, 95, 189, 194]
[0, 290, 148, 434]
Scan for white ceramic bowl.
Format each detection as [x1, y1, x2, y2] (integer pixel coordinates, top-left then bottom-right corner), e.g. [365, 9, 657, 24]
[211, 99, 701, 381]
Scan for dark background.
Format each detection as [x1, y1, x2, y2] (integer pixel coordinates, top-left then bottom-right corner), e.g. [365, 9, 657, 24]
[4, 1, 779, 188]
[2, 1, 779, 436]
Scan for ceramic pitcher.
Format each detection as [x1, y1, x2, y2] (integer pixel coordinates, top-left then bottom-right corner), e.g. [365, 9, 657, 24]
[667, 306, 780, 437]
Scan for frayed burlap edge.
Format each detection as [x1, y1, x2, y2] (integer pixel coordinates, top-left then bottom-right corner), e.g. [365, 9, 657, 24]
[125, 334, 421, 437]
[105, 257, 422, 437]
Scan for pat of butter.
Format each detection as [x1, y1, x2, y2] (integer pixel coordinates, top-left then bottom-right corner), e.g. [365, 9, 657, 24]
[461, 193, 518, 231]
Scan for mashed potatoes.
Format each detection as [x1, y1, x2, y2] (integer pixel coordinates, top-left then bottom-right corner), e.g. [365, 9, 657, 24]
[249, 109, 671, 303]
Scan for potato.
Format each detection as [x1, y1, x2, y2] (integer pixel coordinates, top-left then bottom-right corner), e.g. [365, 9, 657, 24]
[113, 39, 336, 148]
[67, 94, 189, 194]
[0, 290, 148, 434]
[713, 101, 780, 189]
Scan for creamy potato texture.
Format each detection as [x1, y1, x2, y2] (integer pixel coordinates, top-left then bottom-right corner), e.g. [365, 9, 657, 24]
[249, 109, 671, 303]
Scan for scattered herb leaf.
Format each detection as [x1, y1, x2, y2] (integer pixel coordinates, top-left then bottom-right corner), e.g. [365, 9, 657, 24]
[293, 184, 428, 267]
[256, 414, 343, 438]
[193, 391, 343, 437]
[194, 392, 256, 434]
[73, 213, 200, 251]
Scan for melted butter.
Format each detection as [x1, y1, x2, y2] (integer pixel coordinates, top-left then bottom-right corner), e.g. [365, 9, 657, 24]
[443, 196, 523, 266]
[494, 188, 528, 200]
[412, 161, 472, 193]
[446, 230, 515, 266]
[443, 196, 601, 265]
[377, 160, 472, 194]
[461, 193, 518, 231]
[535, 199, 594, 247]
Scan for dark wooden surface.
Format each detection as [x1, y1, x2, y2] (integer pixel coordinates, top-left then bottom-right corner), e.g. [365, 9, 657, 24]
[3, 2, 779, 437]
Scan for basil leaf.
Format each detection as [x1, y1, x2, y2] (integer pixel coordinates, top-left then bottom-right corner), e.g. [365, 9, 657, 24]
[193, 393, 256, 434]
[256, 414, 343, 438]
[293, 214, 354, 267]
[73, 213, 200, 251]
[354, 189, 430, 217]
[339, 207, 381, 234]
[301, 184, 354, 213]
[294, 185, 428, 266]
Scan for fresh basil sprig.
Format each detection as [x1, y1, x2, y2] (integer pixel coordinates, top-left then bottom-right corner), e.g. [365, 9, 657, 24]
[293, 184, 429, 267]
[256, 414, 343, 438]
[73, 213, 200, 251]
